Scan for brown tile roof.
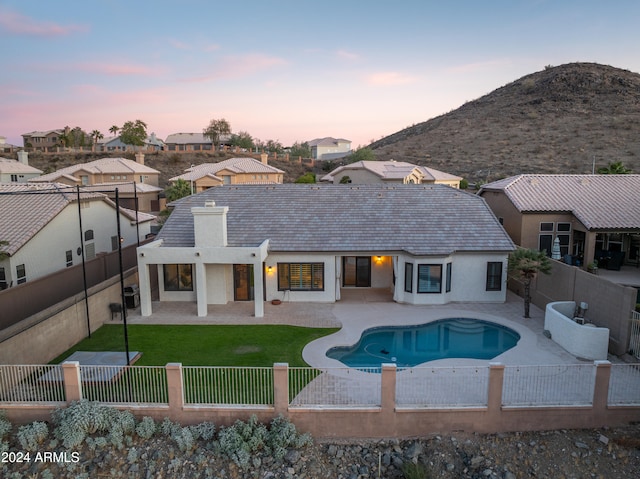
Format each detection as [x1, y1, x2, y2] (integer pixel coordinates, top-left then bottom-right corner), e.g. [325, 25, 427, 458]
[480, 174, 640, 230]
[169, 157, 284, 182]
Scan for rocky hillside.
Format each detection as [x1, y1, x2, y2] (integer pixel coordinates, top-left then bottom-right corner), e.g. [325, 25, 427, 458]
[370, 62, 640, 184]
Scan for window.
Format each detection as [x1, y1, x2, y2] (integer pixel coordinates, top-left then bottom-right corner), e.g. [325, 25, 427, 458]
[278, 263, 324, 291]
[557, 234, 570, 256]
[84, 229, 94, 241]
[0, 267, 6, 289]
[417, 264, 442, 293]
[80, 175, 89, 185]
[557, 223, 571, 232]
[111, 235, 119, 251]
[540, 222, 554, 231]
[404, 263, 413, 293]
[16, 264, 26, 284]
[539, 234, 553, 256]
[445, 262, 452, 293]
[85, 243, 96, 259]
[222, 175, 231, 184]
[163, 264, 193, 291]
[486, 262, 503, 291]
[65, 250, 73, 267]
[10, 174, 18, 182]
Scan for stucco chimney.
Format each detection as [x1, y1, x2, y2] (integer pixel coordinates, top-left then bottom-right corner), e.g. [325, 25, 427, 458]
[17, 150, 29, 165]
[135, 152, 145, 165]
[192, 200, 229, 247]
[260, 153, 268, 165]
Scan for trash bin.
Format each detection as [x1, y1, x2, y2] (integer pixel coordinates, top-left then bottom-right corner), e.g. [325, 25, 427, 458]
[124, 284, 140, 309]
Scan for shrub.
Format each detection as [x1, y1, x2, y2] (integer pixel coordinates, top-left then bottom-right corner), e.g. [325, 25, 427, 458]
[0, 410, 11, 439]
[268, 415, 312, 460]
[135, 416, 157, 440]
[17, 421, 49, 451]
[190, 421, 216, 441]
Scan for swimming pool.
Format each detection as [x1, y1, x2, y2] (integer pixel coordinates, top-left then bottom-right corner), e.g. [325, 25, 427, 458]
[326, 318, 520, 368]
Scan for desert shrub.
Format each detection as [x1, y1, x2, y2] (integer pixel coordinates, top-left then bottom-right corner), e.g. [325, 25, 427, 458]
[217, 415, 268, 468]
[52, 400, 135, 449]
[17, 421, 49, 451]
[0, 410, 11, 439]
[135, 416, 157, 439]
[190, 421, 216, 441]
[268, 415, 312, 460]
[402, 461, 432, 479]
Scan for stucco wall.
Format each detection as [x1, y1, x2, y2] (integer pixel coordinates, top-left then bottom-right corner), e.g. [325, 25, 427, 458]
[0, 271, 137, 364]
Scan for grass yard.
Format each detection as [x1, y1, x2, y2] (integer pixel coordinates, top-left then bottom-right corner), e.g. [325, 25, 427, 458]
[52, 324, 339, 367]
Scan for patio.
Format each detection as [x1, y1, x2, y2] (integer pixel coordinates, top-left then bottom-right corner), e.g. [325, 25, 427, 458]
[122, 290, 620, 368]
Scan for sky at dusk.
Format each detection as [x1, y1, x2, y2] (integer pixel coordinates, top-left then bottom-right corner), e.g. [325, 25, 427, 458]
[2, 0, 640, 149]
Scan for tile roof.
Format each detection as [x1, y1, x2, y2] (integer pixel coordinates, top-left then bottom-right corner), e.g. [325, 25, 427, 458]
[81, 182, 163, 194]
[308, 137, 351, 146]
[169, 158, 284, 182]
[0, 183, 106, 256]
[157, 184, 514, 255]
[32, 157, 159, 183]
[321, 161, 461, 182]
[0, 158, 43, 174]
[164, 132, 210, 144]
[479, 174, 640, 230]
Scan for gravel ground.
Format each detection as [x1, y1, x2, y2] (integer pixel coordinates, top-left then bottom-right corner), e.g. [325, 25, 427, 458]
[3, 424, 640, 479]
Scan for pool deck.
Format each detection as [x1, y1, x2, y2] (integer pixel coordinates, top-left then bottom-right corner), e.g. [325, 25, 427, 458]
[122, 290, 617, 368]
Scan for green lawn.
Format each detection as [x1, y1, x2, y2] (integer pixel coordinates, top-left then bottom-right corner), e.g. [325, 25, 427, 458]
[52, 324, 339, 367]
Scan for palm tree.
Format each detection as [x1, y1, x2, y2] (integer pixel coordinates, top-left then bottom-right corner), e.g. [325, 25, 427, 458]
[109, 125, 120, 137]
[597, 161, 632, 174]
[91, 130, 103, 148]
[508, 248, 552, 318]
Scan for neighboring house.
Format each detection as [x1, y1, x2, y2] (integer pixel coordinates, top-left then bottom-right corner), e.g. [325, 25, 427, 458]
[0, 137, 20, 154]
[0, 183, 154, 289]
[98, 133, 165, 152]
[478, 174, 640, 269]
[168, 156, 285, 192]
[137, 184, 515, 318]
[321, 160, 462, 188]
[164, 133, 212, 151]
[308, 137, 352, 160]
[0, 152, 42, 183]
[29, 156, 161, 212]
[21, 129, 64, 150]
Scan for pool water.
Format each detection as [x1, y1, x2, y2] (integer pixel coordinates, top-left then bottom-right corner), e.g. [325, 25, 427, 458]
[326, 318, 520, 368]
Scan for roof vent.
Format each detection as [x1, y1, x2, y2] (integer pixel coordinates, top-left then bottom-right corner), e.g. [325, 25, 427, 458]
[580, 178, 590, 186]
[530, 178, 539, 186]
[204, 200, 216, 207]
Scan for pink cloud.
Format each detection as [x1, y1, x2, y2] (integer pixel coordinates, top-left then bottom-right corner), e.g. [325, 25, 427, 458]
[72, 62, 165, 76]
[182, 53, 287, 83]
[0, 7, 88, 36]
[336, 49, 359, 61]
[366, 71, 418, 86]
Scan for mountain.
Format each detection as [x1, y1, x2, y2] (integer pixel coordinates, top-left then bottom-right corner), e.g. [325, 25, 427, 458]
[370, 63, 640, 184]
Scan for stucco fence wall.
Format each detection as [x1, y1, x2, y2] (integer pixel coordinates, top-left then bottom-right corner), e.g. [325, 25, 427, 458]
[508, 260, 637, 356]
[0, 270, 139, 365]
[3, 362, 639, 438]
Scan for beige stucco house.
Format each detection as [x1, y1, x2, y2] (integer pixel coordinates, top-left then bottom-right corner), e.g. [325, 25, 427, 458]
[308, 137, 352, 160]
[29, 155, 162, 212]
[168, 156, 285, 193]
[479, 174, 640, 269]
[0, 183, 153, 289]
[321, 160, 462, 188]
[137, 184, 515, 318]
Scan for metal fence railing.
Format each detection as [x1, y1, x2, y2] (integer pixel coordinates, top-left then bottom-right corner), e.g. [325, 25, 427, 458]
[396, 366, 490, 407]
[0, 365, 66, 403]
[608, 363, 640, 406]
[629, 312, 640, 360]
[183, 366, 274, 405]
[503, 364, 595, 406]
[80, 365, 168, 404]
[289, 367, 381, 407]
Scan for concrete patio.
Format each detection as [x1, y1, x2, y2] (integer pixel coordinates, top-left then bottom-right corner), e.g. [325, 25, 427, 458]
[120, 289, 623, 368]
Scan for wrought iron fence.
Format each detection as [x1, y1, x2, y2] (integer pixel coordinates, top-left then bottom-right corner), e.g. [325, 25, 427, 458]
[0, 365, 65, 403]
[608, 363, 640, 405]
[503, 364, 595, 406]
[396, 366, 489, 407]
[183, 366, 274, 405]
[289, 367, 381, 407]
[79, 365, 168, 404]
[629, 312, 640, 360]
